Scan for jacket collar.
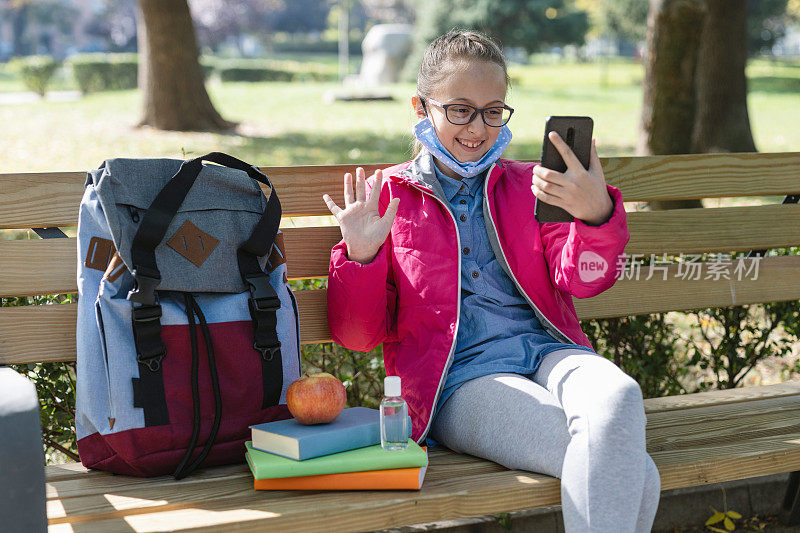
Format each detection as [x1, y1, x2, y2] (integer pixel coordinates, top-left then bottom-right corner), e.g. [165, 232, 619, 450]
[399, 147, 504, 200]
[398, 147, 449, 202]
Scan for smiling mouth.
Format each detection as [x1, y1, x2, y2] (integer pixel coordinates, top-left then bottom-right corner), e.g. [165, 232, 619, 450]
[457, 138, 484, 149]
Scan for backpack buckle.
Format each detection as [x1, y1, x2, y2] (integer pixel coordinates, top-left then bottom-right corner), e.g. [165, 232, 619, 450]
[132, 303, 166, 371]
[244, 274, 282, 361]
[244, 274, 281, 312]
[128, 270, 161, 306]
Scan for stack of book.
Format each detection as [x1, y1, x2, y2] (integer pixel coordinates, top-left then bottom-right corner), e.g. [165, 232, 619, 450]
[246, 406, 428, 490]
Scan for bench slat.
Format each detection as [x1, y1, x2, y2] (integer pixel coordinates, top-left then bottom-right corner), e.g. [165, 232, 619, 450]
[2, 152, 799, 229]
[3, 256, 798, 365]
[646, 395, 800, 452]
[578, 255, 800, 318]
[46, 464, 562, 532]
[643, 381, 800, 413]
[0, 227, 342, 298]
[3, 204, 799, 298]
[0, 289, 328, 365]
[624, 203, 800, 255]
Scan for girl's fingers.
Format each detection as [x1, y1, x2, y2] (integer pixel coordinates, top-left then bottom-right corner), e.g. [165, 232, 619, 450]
[343, 173, 354, 205]
[322, 194, 342, 216]
[548, 131, 582, 172]
[533, 164, 566, 186]
[531, 184, 564, 208]
[379, 197, 400, 235]
[589, 138, 603, 175]
[355, 167, 366, 203]
[532, 175, 565, 200]
[368, 169, 383, 209]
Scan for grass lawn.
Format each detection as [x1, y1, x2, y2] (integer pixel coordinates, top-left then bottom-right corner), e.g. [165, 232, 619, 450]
[1, 56, 798, 173]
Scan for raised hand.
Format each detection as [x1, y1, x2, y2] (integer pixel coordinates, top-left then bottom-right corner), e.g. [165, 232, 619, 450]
[531, 131, 614, 225]
[323, 167, 400, 264]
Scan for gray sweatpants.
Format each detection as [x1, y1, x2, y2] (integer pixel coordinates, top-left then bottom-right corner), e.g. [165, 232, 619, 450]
[429, 348, 661, 532]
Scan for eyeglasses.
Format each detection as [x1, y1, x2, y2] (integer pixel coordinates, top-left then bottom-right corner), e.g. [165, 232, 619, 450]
[421, 97, 514, 127]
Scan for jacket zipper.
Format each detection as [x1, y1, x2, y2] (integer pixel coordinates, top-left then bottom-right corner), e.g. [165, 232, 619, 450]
[482, 173, 577, 346]
[405, 168, 473, 445]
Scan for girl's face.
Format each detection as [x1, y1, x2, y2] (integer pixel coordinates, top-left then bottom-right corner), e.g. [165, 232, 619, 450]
[413, 60, 508, 165]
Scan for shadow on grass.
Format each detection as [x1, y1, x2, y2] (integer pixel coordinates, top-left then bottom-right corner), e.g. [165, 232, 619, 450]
[749, 76, 800, 94]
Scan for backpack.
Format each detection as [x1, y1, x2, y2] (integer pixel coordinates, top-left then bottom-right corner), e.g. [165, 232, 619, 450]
[75, 153, 300, 478]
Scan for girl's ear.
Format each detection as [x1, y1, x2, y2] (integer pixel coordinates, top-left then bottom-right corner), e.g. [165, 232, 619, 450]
[411, 96, 427, 119]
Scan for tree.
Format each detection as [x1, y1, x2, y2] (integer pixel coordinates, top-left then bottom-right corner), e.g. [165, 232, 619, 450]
[405, 0, 589, 80]
[411, 0, 589, 54]
[596, 0, 650, 43]
[692, 0, 756, 154]
[638, 0, 757, 161]
[137, 0, 235, 131]
[637, 0, 705, 159]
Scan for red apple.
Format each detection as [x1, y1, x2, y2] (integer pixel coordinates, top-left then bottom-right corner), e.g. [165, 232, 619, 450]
[286, 373, 347, 425]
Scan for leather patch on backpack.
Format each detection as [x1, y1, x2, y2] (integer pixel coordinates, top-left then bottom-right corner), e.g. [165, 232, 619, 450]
[85, 237, 115, 272]
[266, 232, 287, 275]
[103, 251, 127, 283]
[166, 220, 220, 267]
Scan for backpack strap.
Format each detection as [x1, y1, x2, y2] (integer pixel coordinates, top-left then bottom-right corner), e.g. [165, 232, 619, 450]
[128, 153, 286, 425]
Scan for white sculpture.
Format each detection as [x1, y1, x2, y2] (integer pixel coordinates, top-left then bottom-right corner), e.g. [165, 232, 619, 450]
[358, 24, 413, 86]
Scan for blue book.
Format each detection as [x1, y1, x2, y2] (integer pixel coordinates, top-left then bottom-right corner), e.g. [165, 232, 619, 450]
[250, 407, 412, 461]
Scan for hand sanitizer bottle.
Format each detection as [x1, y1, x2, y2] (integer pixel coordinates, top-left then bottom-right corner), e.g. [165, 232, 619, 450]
[380, 376, 408, 451]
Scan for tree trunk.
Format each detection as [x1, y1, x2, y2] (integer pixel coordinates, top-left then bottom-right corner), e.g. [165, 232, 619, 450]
[691, 0, 757, 153]
[137, 0, 235, 131]
[638, 0, 706, 210]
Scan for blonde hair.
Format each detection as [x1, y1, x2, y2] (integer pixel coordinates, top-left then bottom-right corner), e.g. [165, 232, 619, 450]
[412, 29, 511, 157]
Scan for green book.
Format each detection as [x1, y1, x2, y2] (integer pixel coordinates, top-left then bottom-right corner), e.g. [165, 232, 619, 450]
[245, 440, 427, 479]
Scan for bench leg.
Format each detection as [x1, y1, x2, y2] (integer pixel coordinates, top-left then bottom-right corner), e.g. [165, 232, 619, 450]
[782, 471, 800, 525]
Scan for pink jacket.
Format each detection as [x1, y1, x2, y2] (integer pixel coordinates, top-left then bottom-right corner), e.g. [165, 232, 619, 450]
[328, 151, 630, 444]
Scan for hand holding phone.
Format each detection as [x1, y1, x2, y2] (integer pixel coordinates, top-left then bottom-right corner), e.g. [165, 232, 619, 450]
[532, 116, 613, 225]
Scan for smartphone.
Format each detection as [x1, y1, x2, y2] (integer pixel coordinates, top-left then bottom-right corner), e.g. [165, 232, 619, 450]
[534, 116, 594, 223]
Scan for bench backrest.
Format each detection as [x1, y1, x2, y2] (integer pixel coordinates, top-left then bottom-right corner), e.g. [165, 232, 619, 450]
[1, 152, 799, 365]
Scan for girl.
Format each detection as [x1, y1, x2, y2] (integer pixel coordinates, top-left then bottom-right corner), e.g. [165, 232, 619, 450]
[322, 30, 660, 532]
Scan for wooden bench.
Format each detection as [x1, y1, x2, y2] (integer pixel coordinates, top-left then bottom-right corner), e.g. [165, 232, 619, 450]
[1, 152, 800, 532]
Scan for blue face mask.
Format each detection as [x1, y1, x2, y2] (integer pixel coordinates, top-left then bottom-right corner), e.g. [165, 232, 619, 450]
[413, 117, 512, 178]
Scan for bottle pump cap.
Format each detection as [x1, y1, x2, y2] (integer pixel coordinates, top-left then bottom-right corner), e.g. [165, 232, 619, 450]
[384, 376, 401, 397]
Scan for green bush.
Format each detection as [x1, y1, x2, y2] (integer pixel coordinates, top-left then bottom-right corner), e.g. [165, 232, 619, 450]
[11, 55, 60, 97]
[69, 53, 138, 94]
[4, 294, 78, 464]
[271, 38, 363, 56]
[218, 65, 294, 82]
[67, 54, 337, 90]
[583, 313, 690, 398]
[214, 58, 337, 83]
[684, 248, 800, 391]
